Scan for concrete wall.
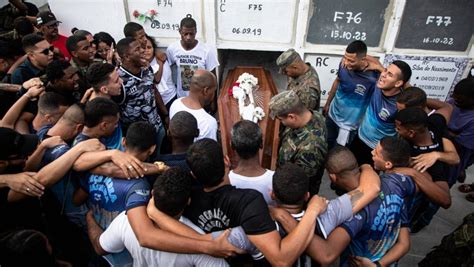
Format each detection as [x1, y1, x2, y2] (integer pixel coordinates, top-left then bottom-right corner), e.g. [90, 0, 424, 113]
[46, 0, 473, 103]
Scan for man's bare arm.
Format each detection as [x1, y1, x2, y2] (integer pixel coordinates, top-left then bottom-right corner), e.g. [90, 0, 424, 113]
[86, 210, 108, 255]
[8, 139, 105, 201]
[393, 167, 450, 208]
[378, 227, 410, 266]
[146, 197, 209, 240]
[127, 206, 242, 257]
[247, 195, 327, 266]
[89, 162, 167, 180]
[348, 164, 381, 214]
[73, 149, 145, 178]
[426, 98, 453, 123]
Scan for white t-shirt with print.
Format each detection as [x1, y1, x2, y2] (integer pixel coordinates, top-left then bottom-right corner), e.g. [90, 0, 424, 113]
[99, 211, 228, 267]
[166, 41, 219, 98]
[150, 58, 177, 105]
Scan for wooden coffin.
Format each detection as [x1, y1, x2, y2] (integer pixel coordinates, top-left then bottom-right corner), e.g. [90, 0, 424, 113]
[218, 67, 280, 170]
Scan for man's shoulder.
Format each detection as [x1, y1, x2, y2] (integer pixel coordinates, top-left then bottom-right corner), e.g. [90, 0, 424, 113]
[210, 185, 263, 200]
[11, 61, 31, 77]
[381, 172, 416, 197]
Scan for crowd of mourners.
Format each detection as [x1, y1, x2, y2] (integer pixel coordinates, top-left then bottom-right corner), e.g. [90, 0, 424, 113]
[0, 1, 473, 266]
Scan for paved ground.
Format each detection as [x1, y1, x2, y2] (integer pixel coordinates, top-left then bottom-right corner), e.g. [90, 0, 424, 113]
[317, 165, 474, 266]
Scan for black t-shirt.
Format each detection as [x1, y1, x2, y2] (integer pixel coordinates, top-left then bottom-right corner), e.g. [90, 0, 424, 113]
[428, 113, 447, 138]
[184, 184, 276, 235]
[411, 129, 448, 183]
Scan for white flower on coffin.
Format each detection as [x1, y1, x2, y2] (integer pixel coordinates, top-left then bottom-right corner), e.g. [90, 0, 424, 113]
[253, 107, 265, 123]
[231, 73, 265, 123]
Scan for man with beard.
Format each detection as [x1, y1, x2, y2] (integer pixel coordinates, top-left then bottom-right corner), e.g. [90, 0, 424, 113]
[45, 60, 81, 104]
[36, 11, 71, 61]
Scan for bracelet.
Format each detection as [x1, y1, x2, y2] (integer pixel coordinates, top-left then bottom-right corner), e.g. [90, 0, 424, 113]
[153, 161, 166, 168]
[374, 261, 382, 267]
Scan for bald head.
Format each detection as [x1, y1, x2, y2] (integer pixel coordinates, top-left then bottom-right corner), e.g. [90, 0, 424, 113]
[326, 146, 359, 179]
[60, 104, 84, 126]
[190, 70, 216, 92]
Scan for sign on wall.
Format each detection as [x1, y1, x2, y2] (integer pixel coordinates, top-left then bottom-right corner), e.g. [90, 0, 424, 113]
[216, 0, 297, 43]
[384, 54, 469, 100]
[395, 0, 474, 51]
[304, 54, 342, 105]
[128, 0, 203, 40]
[306, 0, 390, 47]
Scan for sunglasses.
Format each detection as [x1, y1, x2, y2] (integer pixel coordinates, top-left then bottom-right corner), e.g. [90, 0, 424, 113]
[36, 46, 55, 56]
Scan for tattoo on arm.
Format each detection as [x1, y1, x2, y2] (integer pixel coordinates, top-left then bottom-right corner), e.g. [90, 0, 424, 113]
[347, 189, 364, 207]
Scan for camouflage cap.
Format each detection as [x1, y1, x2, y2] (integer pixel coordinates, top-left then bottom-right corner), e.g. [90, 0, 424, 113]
[276, 49, 300, 74]
[269, 90, 301, 119]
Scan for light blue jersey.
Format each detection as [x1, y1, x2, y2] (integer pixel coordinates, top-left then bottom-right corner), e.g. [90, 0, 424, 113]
[358, 88, 400, 149]
[329, 65, 379, 130]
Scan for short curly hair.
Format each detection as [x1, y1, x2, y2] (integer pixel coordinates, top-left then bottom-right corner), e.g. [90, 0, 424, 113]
[153, 167, 193, 217]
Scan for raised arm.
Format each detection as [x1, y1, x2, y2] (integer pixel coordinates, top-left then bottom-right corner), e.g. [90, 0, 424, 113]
[127, 205, 242, 257]
[146, 196, 208, 240]
[271, 204, 351, 265]
[89, 161, 167, 179]
[248, 195, 327, 266]
[350, 164, 381, 213]
[426, 98, 453, 123]
[8, 139, 105, 201]
[73, 149, 145, 178]
[24, 136, 66, 171]
[0, 84, 44, 129]
[411, 138, 460, 173]
[393, 167, 450, 208]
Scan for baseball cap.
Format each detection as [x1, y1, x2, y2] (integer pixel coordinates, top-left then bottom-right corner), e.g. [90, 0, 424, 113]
[0, 127, 39, 160]
[269, 90, 302, 119]
[276, 49, 300, 74]
[36, 11, 61, 26]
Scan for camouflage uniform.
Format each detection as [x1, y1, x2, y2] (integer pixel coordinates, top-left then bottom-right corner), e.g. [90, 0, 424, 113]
[277, 49, 321, 111]
[269, 90, 327, 195]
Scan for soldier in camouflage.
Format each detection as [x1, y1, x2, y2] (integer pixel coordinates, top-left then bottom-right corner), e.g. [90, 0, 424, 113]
[269, 90, 327, 195]
[276, 48, 321, 111]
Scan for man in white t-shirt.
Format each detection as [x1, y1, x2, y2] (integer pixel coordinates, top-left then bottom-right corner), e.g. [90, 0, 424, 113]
[228, 120, 275, 205]
[169, 69, 217, 141]
[85, 168, 233, 267]
[166, 15, 219, 98]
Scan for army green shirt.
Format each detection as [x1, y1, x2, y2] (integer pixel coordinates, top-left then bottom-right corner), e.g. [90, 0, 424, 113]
[287, 64, 321, 111]
[277, 111, 327, 194]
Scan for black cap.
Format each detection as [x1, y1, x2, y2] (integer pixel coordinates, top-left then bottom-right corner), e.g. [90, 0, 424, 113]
[0, 127, 39, 160]
[36, 11, 61, 26]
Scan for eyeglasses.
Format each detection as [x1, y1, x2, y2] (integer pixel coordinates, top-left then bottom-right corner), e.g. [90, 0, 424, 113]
[36, 46, 54, 56]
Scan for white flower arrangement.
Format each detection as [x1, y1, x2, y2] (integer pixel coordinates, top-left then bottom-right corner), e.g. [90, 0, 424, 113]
[230, 73, 266, 123]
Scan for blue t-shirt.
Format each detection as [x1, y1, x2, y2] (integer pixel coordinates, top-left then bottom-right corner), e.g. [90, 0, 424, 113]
[36, 124, 88, 220]
[329, 65, 379, 130]
[358, 88, 400, 149]
[72, 125, 124, 151]
[80, 174, 150, 229]
[340, 173, 416, 266]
